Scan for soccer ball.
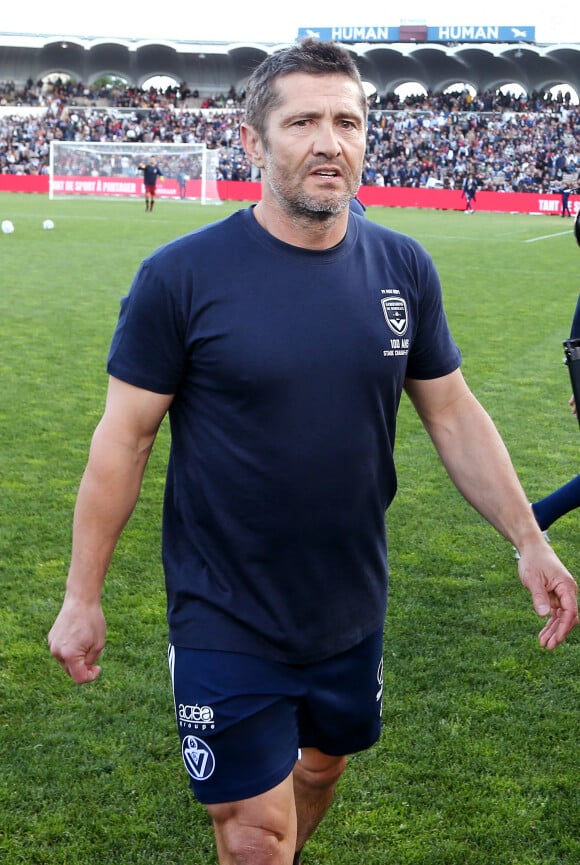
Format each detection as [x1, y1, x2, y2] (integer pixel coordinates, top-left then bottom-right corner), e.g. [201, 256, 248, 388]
[1, 219, 14, 234]
[43, 219, 55, 230]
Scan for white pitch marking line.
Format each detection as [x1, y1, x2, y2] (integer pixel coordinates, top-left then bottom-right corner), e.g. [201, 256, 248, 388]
[525, 229, 573, 243]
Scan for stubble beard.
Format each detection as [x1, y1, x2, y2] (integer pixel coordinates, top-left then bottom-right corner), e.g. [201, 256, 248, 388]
[263, 151, 360, 222]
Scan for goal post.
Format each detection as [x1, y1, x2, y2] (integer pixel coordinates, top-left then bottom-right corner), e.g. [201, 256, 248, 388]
[48, 141, 222, 204]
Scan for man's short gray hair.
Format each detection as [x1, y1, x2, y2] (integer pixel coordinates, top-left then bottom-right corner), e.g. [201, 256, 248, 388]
[244, 39, 367, 140]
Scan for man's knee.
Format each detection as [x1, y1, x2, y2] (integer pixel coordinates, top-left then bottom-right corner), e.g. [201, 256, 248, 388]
[207, 774, 296, 865]
[293, 748, 348, 792]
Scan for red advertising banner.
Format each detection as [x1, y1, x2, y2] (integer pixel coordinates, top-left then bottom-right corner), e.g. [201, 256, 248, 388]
[356, 186, 580, 216]
[50, 176, 187, 198]
[1, 174, 578, 217]
[0, 174, 48, 194]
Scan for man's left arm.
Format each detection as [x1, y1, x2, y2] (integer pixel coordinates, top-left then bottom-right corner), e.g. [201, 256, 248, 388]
[405, 368, 578, 649]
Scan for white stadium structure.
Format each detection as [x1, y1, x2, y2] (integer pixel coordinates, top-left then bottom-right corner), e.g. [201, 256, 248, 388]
[0, 30, 579, 101]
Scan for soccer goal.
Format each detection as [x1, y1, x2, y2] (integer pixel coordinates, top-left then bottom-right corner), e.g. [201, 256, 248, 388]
[48, 141, 222, 204]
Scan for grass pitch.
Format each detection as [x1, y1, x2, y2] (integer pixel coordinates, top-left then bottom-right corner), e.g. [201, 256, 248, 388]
[0, 193, 578, 864]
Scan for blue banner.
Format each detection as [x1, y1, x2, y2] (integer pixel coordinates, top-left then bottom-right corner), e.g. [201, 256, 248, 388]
[297, 27, 399, 43]
[298, 25, 535, 44]
[427, 25, 535, 42]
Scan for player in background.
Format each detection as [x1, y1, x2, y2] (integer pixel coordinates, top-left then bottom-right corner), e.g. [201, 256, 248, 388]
[461, 174, 478, 212]
[138, 156, 163, 211]
[531, 209, 580, 530]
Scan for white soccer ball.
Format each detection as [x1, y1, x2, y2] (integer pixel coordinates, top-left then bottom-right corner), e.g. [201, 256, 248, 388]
[1, 219, 14, 234]
[43, 219, 55, 230]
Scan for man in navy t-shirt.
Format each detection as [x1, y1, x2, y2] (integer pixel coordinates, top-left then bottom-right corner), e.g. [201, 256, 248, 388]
[531, 215, 580, 532]
[49, 39, 578, 865]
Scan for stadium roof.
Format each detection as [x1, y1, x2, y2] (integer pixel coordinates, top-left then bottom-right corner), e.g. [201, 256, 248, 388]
[1, 32, 579, 98]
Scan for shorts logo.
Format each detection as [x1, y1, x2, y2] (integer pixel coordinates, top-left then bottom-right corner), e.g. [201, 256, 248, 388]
[182, 735, 216, 782]
[178, 703, 215, 730]
[381, 297, 408, 336]
[376, 657, 384, 716]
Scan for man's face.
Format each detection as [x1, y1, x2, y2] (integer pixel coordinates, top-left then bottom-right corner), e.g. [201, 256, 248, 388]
[254, 72, 367, 218]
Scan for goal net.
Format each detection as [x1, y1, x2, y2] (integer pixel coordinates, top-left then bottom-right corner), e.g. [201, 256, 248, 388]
[48, 141, 222, 204]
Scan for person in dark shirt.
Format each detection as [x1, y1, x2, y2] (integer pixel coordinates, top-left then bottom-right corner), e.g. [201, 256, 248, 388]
[532, 210, 580, 529]
[461, 174, 478, 212]
[560, 186, 572, 217]
[138, 156, 163, 211]
[48, 40, 578, 865]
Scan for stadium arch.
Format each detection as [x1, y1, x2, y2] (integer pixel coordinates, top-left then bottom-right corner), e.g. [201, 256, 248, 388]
[0, 32, 578, 103]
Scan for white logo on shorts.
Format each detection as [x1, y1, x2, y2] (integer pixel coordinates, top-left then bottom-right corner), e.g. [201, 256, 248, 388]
[376, 657, 384, 716]
[178, 703, 215, 730]
[182, 735, 216, 781]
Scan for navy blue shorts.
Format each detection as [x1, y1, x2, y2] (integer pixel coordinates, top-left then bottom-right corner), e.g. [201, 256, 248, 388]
[168, 629, 384, 804]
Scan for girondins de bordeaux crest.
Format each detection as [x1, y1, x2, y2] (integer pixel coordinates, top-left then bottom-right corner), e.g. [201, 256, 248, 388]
[381, 296, 408, 336]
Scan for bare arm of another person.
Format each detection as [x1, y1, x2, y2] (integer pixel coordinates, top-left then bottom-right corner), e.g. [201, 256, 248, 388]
[405, 369, 578, 649]
[48, 376, 174, 683]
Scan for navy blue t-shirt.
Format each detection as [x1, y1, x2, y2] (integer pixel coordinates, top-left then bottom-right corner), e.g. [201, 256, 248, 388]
[108, 206, 461, 663]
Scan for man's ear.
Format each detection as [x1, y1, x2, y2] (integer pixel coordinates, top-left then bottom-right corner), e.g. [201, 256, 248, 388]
[241, 123, 265, 168]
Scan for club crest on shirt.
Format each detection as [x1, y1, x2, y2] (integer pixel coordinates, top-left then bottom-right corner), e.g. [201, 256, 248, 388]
[381, 297, 408, 336]
[182, 735, 216, 781]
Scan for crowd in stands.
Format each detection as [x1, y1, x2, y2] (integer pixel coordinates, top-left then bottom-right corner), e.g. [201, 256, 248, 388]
[1, 78, 579, 193]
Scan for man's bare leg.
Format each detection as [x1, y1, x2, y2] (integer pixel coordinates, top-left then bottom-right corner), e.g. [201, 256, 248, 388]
[208, 773, 297, 865]
[292, 748, 348, 861]
[206, 749, 346, 864]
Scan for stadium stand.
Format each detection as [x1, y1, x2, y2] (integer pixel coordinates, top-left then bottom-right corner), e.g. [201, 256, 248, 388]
[1, 83, 578, 193]
[0, 33, 578, 193]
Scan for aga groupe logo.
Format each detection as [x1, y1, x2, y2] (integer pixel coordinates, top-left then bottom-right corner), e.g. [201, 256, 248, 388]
[178, 702, 215, 730]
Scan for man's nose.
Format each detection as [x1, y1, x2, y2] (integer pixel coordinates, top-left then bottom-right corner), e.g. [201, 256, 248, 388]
[312, 124, 341, 157]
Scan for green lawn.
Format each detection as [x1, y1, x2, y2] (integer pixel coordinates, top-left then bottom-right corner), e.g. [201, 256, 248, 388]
[0, 193, 578, 864]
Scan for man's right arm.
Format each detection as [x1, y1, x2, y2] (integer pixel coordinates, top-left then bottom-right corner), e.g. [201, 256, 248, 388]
[48, 376, 173, 684]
